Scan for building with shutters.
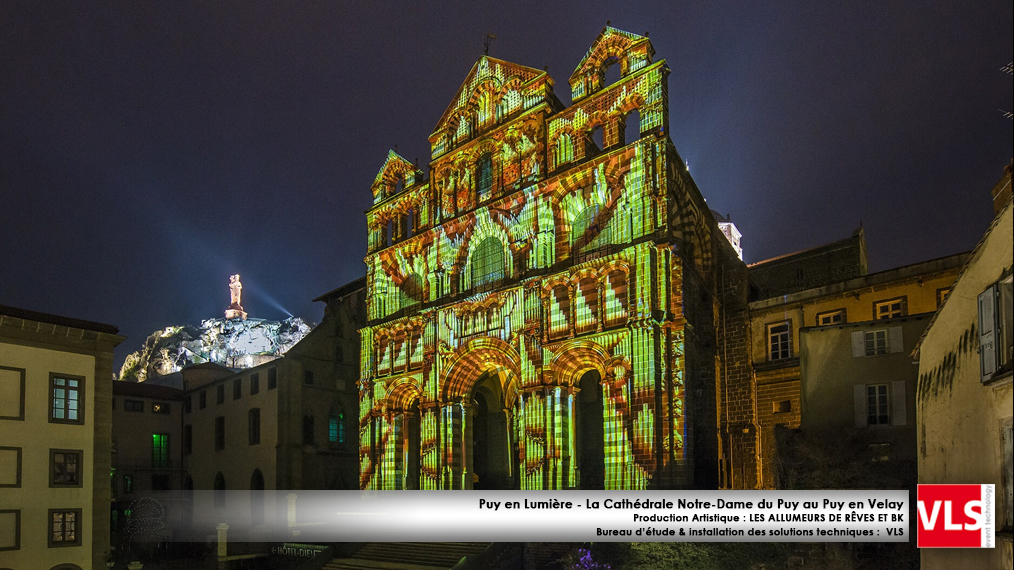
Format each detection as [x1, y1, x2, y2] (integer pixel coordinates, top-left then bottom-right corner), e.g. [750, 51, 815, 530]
[0, 305, 123, 570]
[358, 26, 754, 491]
[914, 163, 1012, 569]
[748, 247, 967, 488]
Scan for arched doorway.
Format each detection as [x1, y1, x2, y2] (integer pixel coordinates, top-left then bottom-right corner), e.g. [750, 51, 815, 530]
[250, 469, 264, 525]
[470, 371, 512, 490]
[577, 370, 605, 489]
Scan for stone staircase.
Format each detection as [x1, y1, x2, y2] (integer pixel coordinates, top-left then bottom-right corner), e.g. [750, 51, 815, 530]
[323, 542, 492, 570]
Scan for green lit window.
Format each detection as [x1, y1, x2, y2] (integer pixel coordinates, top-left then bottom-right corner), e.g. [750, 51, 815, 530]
[329, 407, 345, 444]
[151, 434, 169, 469]
[123, 474, 133, 494]
[50, 375, 83, 424]
[471, 237, 505, 288]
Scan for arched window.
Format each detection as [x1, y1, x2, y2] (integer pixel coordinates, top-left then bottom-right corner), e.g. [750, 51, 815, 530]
[572, 204, 610, 254]
[329, 403, 346, 444]
[399, 273, 424, 310]
[213, 472, 226, 507]
[471, 237, 505, 288]
[476, 153, 493, 201]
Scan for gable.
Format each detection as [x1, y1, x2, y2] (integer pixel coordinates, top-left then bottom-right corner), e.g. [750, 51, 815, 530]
[429, 56, 553, 159]
[371, 150, 424, 204]
[569, 26, 655, 102]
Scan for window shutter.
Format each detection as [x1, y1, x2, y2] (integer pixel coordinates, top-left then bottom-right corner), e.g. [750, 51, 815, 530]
[889, 327, 904, 353]
[891, 380, 907, 426]
[979, 285, 997, 382]
[852, 331, 865, 357]
[853, 385, 867, 427]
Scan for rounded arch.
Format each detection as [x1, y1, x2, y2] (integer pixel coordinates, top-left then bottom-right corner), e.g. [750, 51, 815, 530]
[387, 377, 423, 412]
[470, 235, 506, 288]
[550, 339, 613, 386]
[49, 565, 84, 570]
[442, 337, 522, 401]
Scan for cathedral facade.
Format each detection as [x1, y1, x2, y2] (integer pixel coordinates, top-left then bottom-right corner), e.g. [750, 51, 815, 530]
[359, 27, 757, 491]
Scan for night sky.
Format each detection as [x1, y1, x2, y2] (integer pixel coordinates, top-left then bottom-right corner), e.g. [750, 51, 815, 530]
[2, 1, 1011, 369]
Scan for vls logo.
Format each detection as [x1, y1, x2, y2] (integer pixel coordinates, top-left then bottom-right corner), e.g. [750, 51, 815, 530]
[917, 484, 995, 548]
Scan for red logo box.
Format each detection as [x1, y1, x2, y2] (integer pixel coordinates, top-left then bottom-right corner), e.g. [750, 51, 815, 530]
[917, 484, 995, 548]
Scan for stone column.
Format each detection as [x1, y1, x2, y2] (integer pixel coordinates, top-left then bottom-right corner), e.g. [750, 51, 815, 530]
[216, 523, 229, 557]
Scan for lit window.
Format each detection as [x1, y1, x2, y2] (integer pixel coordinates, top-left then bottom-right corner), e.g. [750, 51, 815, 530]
[979, 275, 1014, 382]
[50, 375, 83, 424]
[50, 450, 82, 487]
[123, 399, 143, 413]
[817, 309, 845, 326]
[875, 297, 906, 320]
[123, 474, 133, 494]
[49, 509, 81, 547]
[866, 384, 890, 425]
[767, 322, 792, 361]
[329, 406, 345, 444]
[864, 330, 888, 356]
[151, 402, 170, 414]
[471, 236, 505, 288]
[151, 434, 169, 469]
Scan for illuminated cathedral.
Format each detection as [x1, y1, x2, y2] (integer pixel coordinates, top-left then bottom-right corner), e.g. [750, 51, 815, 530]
[359, 27, 756, 491]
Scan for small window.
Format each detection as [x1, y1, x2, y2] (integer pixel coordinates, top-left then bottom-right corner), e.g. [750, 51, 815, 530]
[216, 384, 225, 404]
[50, 374, 84, 424]
[123, 474, 133, 494]
[48, 509, 81, 547]
[250, 373, 260, 395]
[864, 330, 888, 356]
[302, 415, 315, 445]
[866, 384, 890, 425]
[268, 368, 277, 390]
[816, 309, 845, 326]
[183, 425, 192, 455]
[151, 402, 170, 414]
[199, 390, 207, 409]
[50, 450, 82, 487]
[476, 153, 493, 200]
[936, 287, 951, 308]
[215, 416, 225, 451]
[184, 396, 192, 414]
[151, 434, 169, 469]
[123, 400, 144, 413]
[233, 379, 242, 400]
[874, 297, 906, 320]
[0, 446, 22, 488]
[772, 400, 792, 414]
[767, 321, 792, 361]
[304, 371, 314, 386]
[249, 408, 261, 446]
